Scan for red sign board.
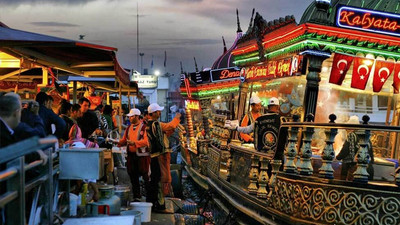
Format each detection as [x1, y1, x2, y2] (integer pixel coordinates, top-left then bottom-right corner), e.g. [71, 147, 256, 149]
[244, 57, 296, 81]
[337, 5, 400, 37]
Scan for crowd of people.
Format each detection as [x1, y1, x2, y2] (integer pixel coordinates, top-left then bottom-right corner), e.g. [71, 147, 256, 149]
[0, 90, 182, 218]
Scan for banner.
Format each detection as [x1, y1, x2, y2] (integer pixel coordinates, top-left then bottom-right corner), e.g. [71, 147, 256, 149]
[393, 63, 400, 94]
[373, 60, 395, 92]
[351, 57, 374, 90]
[329, 53, 354, 85]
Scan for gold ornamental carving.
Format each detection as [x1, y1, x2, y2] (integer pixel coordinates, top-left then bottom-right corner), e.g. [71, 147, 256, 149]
[270, 177, 400, 225]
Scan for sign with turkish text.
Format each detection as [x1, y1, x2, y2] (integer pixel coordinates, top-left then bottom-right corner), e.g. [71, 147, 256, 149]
[189, 71, 211, 84]
[244, 57, 299, 81]
[337, 5, 400, 37]
[210, 67, 241, 82]
[185, 100, 200, 110]
[131, 74, 158, 89]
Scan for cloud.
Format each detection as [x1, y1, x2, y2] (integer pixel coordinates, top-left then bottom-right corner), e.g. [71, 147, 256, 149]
[151, 38, 221, 47]
[29, 22, 80, 27]
[0, 0, 95, 6]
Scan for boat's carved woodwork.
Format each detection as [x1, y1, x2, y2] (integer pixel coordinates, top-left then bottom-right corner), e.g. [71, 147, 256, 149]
[270, 177, 400, 225]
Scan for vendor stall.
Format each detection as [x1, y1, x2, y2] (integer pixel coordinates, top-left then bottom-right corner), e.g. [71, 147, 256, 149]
[188, 1, 400, 225]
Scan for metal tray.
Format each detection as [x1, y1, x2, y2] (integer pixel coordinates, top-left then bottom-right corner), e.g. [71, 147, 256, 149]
[59, 148, 105, 180]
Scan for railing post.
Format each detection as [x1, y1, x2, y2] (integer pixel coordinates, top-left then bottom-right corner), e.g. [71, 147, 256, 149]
[298, 114, 315, 176]
[257, 157, 269, 199]
[354, 115, 371, 183]
[247, 155, 259, 195]
[284, 115, 300, 173]
[268, 160, 281, 198]
[226, 145, 233, 182]
[6, 157, 25, 225]
[319, 114, 338, 179]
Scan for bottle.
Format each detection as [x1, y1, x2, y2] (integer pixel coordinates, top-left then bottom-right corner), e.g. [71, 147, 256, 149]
[81, 183, 88, 206]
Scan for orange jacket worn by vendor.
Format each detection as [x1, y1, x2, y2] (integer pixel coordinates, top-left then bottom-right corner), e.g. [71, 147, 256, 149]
[240, 111, 261, 142]
[118, 122, 148, 152]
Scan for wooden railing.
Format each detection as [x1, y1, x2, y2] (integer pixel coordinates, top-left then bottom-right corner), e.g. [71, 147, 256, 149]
[0, 136, 58, 225]
[207, 114, 400, 224]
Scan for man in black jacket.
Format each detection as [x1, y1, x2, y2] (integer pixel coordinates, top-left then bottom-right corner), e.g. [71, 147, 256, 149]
[0, 93, 21, 147]
[35, 92, 66, 139]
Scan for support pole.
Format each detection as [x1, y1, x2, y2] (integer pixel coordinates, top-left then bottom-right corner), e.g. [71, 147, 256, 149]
[73, 81, 77, 104]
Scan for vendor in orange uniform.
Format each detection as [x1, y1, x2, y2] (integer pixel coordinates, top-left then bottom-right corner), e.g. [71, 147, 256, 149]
[117, 108, 149, 201]
[239, 96, 262, 143]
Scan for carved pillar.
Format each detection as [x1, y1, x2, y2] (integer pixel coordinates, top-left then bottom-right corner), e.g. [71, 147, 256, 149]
[303, 55, 329, 120]
[268, 159, 281, 198]
[247, 155, 259, 195]
[200, 99, 212, 138]
[319, 114, 338, 179]
[298, 114, 315, 176]
[284, 115, 300, 173]
[354, 115, 371, 183]
[257, 157, 269, 199]
[226, 146, 233, 182]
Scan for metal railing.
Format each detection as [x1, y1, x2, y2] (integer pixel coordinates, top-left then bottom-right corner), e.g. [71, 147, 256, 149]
[0, 136, 58, 225]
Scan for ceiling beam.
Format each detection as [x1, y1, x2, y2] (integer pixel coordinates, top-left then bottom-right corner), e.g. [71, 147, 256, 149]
[83, 71, 115, 76]
[70, 61, 114, 68]
[0, 68, 29, 81]
[2, 47, 84, 76]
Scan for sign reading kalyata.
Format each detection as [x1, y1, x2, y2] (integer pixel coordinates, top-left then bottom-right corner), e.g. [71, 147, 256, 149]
[243, 56, 303, 81]
[210, 67, 241, 82]
[336, 5, 400, 37]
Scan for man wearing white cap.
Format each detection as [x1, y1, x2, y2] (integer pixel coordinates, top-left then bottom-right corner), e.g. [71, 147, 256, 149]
[239, 95, 262, 142]
[234, 97, 280, 134]
[117, 108, 149, 201]
[146, 103, 181, 213]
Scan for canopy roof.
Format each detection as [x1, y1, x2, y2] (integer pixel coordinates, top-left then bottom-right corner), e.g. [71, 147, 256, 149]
[0, 23, 131, 86]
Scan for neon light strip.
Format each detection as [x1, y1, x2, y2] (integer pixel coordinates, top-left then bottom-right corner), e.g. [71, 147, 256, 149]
[262, 26, 305, 45]
[232, 44, 258, 55]
[264, 39, 400, 59]
[336, 6, 400, 38]
[308, 24, 400, 45]
[233, 56, 260, 65]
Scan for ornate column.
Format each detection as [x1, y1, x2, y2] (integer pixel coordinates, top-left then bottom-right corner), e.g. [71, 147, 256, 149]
[302, 55, 329, 120]
[353, 115, 371, 183]
[247, 155, 259, 195]
[319, 114, 338, 179]
[284, 115, 300, 173]
[257, 157, 269, 199]
[298, 114, 315, 176]
[268, 159, 281, 198]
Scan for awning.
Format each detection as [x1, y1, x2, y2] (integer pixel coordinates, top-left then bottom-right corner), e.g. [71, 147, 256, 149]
[0, 23, 131, 86]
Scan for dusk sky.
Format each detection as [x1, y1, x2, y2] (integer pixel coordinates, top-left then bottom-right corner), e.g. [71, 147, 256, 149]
[0, 0, 314, 78]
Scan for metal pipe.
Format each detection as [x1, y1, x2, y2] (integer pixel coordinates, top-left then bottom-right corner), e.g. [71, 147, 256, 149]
[0, 168, 18, 182]
[24, 160, 44, 171]
[0, 191, 18, 208]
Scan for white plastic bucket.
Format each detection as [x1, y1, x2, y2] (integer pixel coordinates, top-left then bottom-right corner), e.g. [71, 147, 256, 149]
[130, 202, 153, 222]
[69, 193, 79, 216]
